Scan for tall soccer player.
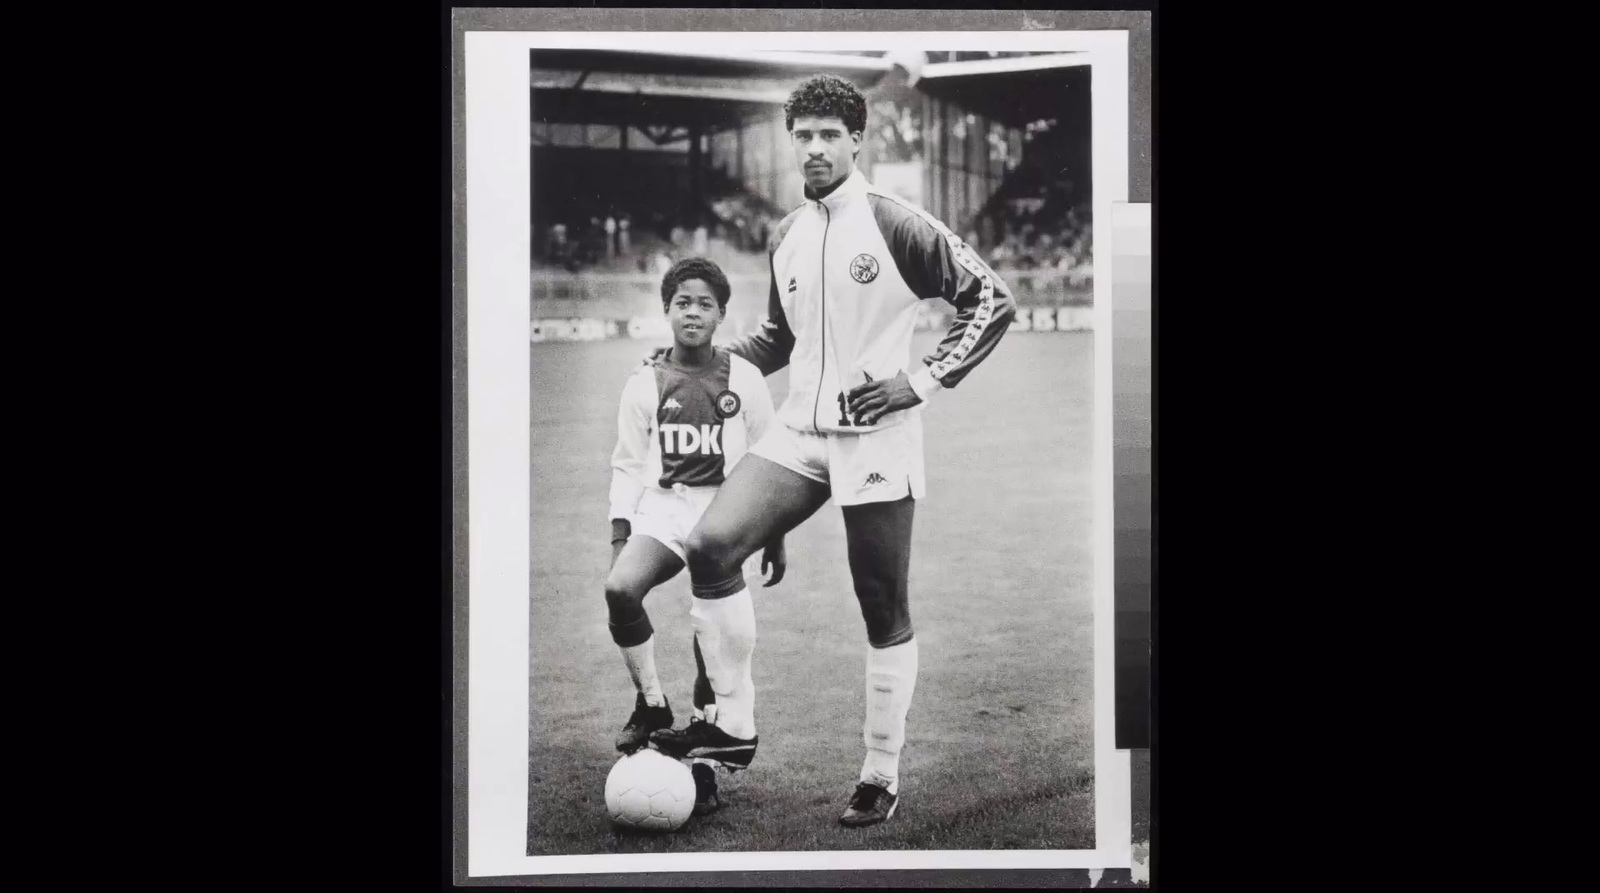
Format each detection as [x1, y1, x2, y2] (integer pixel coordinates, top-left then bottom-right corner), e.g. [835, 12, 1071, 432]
[605, 258, 786, 816]
[650, 75, 1016, 826]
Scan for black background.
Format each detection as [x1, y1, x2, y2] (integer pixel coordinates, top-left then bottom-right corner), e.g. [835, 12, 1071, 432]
[188, 2, 1374, 888]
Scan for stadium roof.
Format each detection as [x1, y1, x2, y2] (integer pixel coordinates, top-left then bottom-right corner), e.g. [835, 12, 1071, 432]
[921, 53, 1090, 76]
[531, 71, 778, 132]
[530, 49, 892, 133]
[526, 48, 1093, 133]
[914, 52, 1091, 128]
[529, 48, 890, 88]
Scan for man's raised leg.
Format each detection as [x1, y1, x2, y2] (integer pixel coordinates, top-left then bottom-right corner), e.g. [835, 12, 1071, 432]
[839, 495, 917, 825]
[650, 454, 829, 768]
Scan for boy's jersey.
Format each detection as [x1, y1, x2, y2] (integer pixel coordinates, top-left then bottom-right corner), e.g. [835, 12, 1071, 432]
[726, 168, 1017, 436]
[608, 347, 775, 523]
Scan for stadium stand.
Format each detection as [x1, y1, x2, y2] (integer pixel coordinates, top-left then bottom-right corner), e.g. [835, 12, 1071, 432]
[528, 49, 1094, 331]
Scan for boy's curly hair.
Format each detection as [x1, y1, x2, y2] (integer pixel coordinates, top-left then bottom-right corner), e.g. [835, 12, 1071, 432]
[659, 257, 731, 310]
[784, 74, 867, 136]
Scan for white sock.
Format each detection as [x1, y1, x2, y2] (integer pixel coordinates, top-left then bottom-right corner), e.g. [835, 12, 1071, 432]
[689, 589, 758, 739]
[860, 638, 918, 795]
[620, 636, 666, 707]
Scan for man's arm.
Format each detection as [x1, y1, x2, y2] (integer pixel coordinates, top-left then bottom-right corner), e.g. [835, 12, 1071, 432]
[847, 200, 1018, 425]
[720, 258, 795, 376]
[891, 207, 1017, 401]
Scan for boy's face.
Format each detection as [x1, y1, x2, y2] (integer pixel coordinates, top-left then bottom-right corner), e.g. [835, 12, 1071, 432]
[790, 115, 860, 192]
[666, 278, 723, 348]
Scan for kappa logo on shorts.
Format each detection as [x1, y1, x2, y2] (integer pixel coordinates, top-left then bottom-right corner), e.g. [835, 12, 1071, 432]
[715, 389, 741, 419]
[849, 253, 880, 284]
[862, 472, 889, 488]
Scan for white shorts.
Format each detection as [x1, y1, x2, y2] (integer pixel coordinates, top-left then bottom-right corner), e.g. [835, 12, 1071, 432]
[630, 484, 718, 563]
[747, 416, 927, 507]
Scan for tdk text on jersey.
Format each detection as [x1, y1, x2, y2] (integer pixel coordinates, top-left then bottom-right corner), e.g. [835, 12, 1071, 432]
[659, 423, 723, 456]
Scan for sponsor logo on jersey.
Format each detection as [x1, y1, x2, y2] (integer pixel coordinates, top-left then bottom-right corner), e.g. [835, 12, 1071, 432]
[715, 390, 741, 419]
[849, 253, 880, 284]
[660, 423, 723, 456]
[663, 397, 683, 410]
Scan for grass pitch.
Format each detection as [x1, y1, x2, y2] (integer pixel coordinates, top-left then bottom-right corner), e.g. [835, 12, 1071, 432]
[529, 331, 1098, 854]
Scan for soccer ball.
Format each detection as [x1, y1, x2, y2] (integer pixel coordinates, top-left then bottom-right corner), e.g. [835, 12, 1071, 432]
[604, 749, 695, 831]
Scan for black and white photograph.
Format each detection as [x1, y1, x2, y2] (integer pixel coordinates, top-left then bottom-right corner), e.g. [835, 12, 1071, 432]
[458, 17, 1143, 883]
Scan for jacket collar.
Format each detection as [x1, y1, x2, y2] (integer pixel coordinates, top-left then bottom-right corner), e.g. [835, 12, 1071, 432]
[806, 168, 870, 212]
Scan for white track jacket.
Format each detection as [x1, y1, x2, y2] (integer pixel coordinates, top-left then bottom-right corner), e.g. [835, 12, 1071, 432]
[727, 169, 1017, 435]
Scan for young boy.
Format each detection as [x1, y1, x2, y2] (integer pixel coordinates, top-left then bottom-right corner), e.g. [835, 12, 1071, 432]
[605, 257, 785, 815]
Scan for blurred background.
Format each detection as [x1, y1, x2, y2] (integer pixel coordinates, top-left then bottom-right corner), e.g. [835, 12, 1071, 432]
[528, 49, 1094, 340]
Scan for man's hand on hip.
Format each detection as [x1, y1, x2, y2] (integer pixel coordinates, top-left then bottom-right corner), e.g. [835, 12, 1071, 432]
[846, 371, 922, 427]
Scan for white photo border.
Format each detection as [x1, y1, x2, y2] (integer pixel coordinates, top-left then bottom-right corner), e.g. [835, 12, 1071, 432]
[466, 29, 1130, 878]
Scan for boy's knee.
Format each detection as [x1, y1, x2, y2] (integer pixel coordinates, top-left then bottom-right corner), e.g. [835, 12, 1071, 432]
[604, 578, 653, 646]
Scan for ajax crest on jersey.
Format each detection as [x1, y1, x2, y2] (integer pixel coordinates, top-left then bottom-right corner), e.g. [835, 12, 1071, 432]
[605, 749, 696, 831]
[715, 389, 741, 419]
[849, 253, 880, 284]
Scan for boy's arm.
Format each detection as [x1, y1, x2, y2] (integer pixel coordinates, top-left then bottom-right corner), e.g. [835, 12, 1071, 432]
[607, 372, 652, 553]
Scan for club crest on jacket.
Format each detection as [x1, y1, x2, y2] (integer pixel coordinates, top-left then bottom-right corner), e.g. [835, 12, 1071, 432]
[849, 253, 880, 284]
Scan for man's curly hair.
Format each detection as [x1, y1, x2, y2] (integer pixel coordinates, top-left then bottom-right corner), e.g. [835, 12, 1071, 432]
[659, 257, 731, 311]
[784, 74, 867, 136]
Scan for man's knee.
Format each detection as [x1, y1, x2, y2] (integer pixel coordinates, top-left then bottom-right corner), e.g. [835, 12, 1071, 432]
[852, 575, 912, 646]
[685, 525, 741, 580]
[604, 578, 646, 615]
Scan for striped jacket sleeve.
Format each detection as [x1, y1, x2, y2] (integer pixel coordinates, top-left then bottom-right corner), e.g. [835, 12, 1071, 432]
[874, 197, 1017, 401]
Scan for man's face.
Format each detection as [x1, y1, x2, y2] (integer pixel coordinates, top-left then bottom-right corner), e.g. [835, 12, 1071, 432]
[665, 278, 723, 348]
[790, 115, 860, 192]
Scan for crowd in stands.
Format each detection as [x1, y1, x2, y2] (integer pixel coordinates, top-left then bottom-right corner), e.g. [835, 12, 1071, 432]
[535, 169, 784, 278]
[536, 198, 1092, 292]
[535, 206, 769, 280]
[538, 215, 632, 273]
[708, 193, 780, 255]
[976, 199, 1093, 288]
[534, 171, 1091, 291]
